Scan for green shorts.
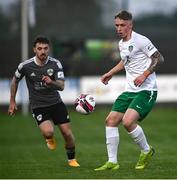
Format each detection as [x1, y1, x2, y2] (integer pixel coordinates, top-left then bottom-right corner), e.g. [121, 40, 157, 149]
[112, 90, 157, 121]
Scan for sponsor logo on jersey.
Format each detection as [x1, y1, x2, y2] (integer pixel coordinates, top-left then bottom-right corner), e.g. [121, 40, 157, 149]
[47, 69, 54, 76]
[15, 70, 21, 78]
[58, 71, 64, 78]
[147, 44, 154, 51]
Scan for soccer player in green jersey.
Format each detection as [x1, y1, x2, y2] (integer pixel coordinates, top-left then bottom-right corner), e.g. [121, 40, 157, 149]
[8, 36, 80, 167]
[95, 10, 164, 171]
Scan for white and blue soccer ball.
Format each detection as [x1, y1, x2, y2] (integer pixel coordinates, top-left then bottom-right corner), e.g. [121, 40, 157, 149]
[74, 94, 96, 115]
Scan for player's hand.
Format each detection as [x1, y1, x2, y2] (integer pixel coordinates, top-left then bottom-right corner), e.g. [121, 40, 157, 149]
[42, 75, 52, 85]
[101, 73, 112, 85]
[8, 101, 17, 116]
[134, 74, 146, 87]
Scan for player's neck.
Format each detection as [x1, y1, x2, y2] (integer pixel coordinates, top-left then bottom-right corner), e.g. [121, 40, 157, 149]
[35, 57, 48, 66]
[122, 30, 132, 42]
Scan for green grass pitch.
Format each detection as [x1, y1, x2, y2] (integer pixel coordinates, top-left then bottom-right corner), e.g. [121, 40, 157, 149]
[0, 106, 177, 179]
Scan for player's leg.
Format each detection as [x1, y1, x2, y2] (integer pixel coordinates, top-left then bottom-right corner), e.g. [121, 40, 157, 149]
[122, 109, 154, 169]
[122, 108, 151, 152]
[105, 111, 123, 164]
[94, 111, 123, 171]
[39, 120, 56, 150]
[58, 122, 80, 167]
[95, 92, 130, 171]
[51, 102, 80, 167]
[123, 91, 157, 169]
[32, 106, 56, 150]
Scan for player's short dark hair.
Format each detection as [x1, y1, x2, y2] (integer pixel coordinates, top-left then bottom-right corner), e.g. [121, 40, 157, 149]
[115, 10, 132, 20]
[33, 35, 50, 47]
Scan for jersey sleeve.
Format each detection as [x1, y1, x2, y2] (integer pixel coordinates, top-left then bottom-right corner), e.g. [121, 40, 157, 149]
[14, 62, 25, 82]
[54, 60, 65, 81]
[139, 37, 157, 57]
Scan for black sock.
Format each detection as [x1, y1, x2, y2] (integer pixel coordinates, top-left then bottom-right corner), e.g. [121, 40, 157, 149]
[66, 147, 75, 160]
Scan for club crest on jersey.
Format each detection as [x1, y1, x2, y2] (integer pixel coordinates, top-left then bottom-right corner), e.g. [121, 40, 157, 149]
[128, 45, 133, 52]
[47, 69, 54, 76]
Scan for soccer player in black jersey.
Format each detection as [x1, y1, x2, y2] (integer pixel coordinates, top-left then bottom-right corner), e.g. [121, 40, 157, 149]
[8, 36, 80, 167]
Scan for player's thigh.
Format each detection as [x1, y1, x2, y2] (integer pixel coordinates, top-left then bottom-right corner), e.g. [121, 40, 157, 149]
[112, 92, 132, 113]
[129, 90, 157, 121]
[122, 108, 140, 131]
[51, 102, 70, 125]
[108, 92, 132, 126]
[32, 106, 51, 125]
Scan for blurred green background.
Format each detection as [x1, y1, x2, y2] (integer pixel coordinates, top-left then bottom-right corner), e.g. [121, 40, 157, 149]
[0, 0, 177, 77]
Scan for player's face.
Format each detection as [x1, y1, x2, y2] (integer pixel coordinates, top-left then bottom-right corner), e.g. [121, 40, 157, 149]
[33, 43, 50, 62]
[114, 18, 133, 40]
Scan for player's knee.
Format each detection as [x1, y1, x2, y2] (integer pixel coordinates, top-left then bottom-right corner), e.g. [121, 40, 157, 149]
[42, 130, 54, 139]
[122, 118, 135, 131]
[105, 116, 116, 126]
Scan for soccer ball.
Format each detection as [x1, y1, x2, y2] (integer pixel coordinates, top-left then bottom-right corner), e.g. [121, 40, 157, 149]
[74, 94, 96, 115]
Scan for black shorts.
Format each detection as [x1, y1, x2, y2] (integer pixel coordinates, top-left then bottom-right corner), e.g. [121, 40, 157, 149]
[32, 102, 70, 125]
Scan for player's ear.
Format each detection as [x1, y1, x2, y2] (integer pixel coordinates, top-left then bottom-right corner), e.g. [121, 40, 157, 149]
[130, 20, 133, 29]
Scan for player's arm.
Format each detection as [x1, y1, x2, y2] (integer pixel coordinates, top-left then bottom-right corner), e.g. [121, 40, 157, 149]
[42, 75, 64, 91]
[101, 60, 124, 85]
[144, 51, 164, 76]
[50, 79, 64, 91]
[134, 51, 164, 87]
[8, 77, 19, 115]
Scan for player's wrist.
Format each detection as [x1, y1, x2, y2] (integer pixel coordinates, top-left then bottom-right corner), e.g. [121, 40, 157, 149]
[143, 70, 151, 78]
[10, 97, 16, 103]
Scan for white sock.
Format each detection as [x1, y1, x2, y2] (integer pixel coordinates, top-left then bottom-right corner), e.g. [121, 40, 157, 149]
[106, 126, 119, 163]
[128, 125, 150, 152]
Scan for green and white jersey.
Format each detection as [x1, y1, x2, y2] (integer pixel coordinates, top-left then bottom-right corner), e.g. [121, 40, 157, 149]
[14, 56, 65, 109]
[119, 31, 158, 92]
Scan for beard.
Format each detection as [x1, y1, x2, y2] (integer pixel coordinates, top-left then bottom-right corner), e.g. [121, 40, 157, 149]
[38, 54, 47, 61]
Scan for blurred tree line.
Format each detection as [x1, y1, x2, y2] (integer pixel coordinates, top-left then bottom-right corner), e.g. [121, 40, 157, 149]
[0, 0, 177, 78]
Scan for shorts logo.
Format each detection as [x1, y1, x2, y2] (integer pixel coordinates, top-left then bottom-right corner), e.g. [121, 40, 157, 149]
[136, 105, 142, 109]
[37, 114, 42, 121]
